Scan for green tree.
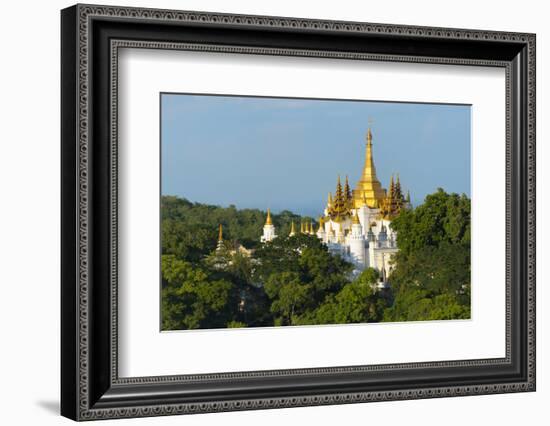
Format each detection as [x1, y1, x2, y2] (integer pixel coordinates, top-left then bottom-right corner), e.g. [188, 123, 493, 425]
[161, 255, 234, 330]
[390, 188, 470, 256]
[384, 189, 471, 322]
[295, 268, 384, 325]
[161, 195, 305, 255]
[264, 272, 313, 326]
[383, 289, 469, 322]
[255, 233, 352, 325]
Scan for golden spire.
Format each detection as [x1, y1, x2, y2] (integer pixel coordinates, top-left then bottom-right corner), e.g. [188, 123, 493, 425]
[265, 208, 272, 225]
[327, 192, 334, 216]
[216, 224, 225, 252]
[352, 212, 360, 225]
[330, 175, 349, 220]
[394, 174, 404, 210]
[300, 221, 305, 233]
[289, 221, 296, 236]
[353, 127, 386, 209]
[317, 217, 324, 233]
[344, 175, 352, 209]
[309, 221, 313, 234]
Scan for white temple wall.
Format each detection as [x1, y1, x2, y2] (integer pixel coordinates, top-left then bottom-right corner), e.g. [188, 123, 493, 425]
[261, 224, 276, 242]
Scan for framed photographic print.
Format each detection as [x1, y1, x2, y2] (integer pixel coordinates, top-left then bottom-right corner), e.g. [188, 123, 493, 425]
[61, 4, 536, 421]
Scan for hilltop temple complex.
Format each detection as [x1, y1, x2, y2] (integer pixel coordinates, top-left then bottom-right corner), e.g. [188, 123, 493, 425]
[260, 128, 411, 284]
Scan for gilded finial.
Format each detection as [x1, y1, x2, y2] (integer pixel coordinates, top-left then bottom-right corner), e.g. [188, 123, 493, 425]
[389, 175, 395, 199]
[265, 208, 272, 225]
[300, 221, 305, 234]
[352, 213, 360, 225]
[289, 221, 296, 236]
[218, 224, 223, 242]
[317, 217, 324, 233]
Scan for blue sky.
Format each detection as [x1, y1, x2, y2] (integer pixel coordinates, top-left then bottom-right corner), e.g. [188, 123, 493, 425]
[161, 93, 470, 217]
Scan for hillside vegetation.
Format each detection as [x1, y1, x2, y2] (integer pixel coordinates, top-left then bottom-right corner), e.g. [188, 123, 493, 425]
[161, 189, 470, 330]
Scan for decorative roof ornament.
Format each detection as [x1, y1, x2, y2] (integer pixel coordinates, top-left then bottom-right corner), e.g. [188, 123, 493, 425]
[344, 175, 352, 209]
[216, 224, 225, 252]
[289, 221, 296, 237]
[394, 173, 404, 208]
[317, 217, 325, 233]
[379, 173, 408, 220]
[330, 174, 350, 220]
[265, 208, 273, 225]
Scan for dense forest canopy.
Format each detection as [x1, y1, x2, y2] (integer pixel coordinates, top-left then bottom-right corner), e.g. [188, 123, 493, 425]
[161, 189, 471, 330]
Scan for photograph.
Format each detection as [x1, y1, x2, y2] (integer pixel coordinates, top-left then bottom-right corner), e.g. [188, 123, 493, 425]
[160, 94, 472, 330]
[57, 3, 536, 421]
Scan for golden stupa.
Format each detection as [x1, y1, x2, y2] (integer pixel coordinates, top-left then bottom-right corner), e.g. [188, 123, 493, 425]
[352, 128, 387, 209]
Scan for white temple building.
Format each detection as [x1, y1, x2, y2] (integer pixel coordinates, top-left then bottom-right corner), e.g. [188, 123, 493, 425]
[260, 128, 411, 286]
[260, 208, 277, 243]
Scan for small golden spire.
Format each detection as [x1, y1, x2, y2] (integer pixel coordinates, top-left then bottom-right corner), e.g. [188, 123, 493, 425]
[308, 221, 313, 234]
[388, 175, 395, 201]
[289, 221, 296, 236]
[218, 224, 223, 242]
[344, 175, 352, 210]
[317, 217, 324, 233]
[265, 208, 272, 225]
[300, 221, 305, 233]
[352, 213, 360, 225]
[331, 174, 348, 220]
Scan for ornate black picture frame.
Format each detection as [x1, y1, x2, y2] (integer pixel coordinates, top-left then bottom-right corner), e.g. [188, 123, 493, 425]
[61, 4, 536, 421]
